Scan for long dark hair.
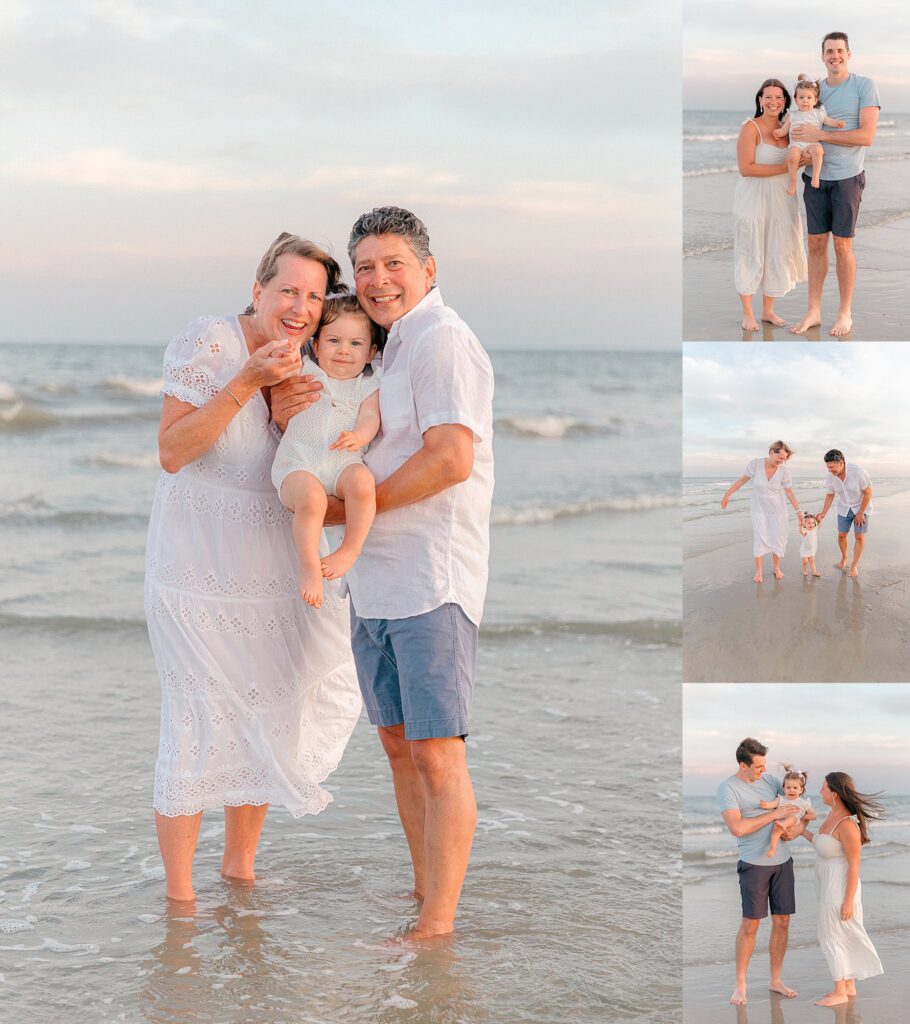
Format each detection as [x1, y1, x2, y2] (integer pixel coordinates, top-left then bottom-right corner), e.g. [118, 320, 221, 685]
[826, 772, 884, 845]
[753, 79, 791, 121]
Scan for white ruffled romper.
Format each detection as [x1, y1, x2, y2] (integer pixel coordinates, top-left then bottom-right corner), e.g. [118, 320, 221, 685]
[145, 315, 362, 818]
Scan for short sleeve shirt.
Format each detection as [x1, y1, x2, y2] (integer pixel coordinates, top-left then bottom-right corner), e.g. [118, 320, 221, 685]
[717, 773, 788, 866]
[346, 288, 495, 625]
[826, 463, 873, 516]
[818, 73, 881, 180]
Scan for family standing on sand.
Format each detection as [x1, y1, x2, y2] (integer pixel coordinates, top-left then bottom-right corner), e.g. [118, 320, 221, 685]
[733, 31, 880, 336]
[144, 207, 494, 941]
[721, 442, 873, 583]
[719, 738, 884, 1008]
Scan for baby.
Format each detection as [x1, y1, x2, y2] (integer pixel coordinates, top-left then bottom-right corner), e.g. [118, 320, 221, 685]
[272, 293, 382, 608]
[799, 511, 821, 577]
[773, 75, 845, 195]
[759, 768, 816, 858]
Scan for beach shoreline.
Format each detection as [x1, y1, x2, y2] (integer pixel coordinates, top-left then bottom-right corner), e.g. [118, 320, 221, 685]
[684, 487, 910, 682]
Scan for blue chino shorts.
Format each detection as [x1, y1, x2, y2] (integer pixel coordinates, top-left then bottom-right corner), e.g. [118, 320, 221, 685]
[350, 603, 477, 740]
[837, 509, 870, 535]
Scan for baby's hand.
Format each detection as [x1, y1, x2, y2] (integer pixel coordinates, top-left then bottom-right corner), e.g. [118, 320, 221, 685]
[759, 800, 772, 809]
[330, 430, 366, 452]
[803, 808, 817, 821]
[772, 127, 786, 139]
[835, 120, 845, 128]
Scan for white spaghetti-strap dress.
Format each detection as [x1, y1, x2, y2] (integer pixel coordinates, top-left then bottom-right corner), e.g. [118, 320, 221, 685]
[145, 315, 362, 818]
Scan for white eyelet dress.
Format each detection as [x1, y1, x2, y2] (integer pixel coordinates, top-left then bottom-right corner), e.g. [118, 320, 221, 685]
[744, 457, 792, 558]
[733, 120, 808, 297]
[145, 315, 362, 818]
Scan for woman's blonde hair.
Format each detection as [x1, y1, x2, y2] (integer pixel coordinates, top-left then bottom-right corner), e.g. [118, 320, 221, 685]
[242, 233, 344, 315]
[769, 440, 794, 460]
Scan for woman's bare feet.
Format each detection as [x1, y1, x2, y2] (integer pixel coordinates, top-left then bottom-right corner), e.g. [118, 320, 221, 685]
[166, 887, 197, 903]
[830, 313, 853, 337]
[753, 571, 763, 583]
[815, 993, 848, 1006]
[299, 561, 324, 608]
[774, 568, 784, 580]
[763, 313, 788, 327]
[742, 316, 759, 331]
[321, 544, 361, 581]
[813, 569, 822, 577]
[845, 981, 856, 996]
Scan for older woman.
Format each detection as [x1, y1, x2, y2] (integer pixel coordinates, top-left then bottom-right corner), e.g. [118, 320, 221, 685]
[733, 79, 808, 331]
[798, 773, 884, 1006]
[721, 441, 803, 583]
[145, 233, 362, 901]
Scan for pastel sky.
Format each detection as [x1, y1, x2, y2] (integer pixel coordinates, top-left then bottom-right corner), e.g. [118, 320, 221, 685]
[2, 1, 680, 349]
[684, 0, 910, 110]
[683, 683, 910, 795]
[683, 344, 910, 477]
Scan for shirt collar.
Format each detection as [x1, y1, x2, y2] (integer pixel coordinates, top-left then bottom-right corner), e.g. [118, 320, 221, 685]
[388, 286, 444, 345]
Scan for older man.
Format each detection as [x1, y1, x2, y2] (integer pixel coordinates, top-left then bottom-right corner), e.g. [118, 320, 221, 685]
[818, 448, 873, 577]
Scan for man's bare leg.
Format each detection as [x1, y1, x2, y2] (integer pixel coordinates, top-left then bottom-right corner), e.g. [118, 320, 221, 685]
[409, 737, 477, 938]
[849, 532, 865, 577]
[740, 293, 759, 332]
[791, 233, 828, 334]
[830, 236, 856, 337]
[835, 531, 848, 570]
[769, 914, 797, 997]
[378, 725, 427, 900]
[731, 917, 760, 1005]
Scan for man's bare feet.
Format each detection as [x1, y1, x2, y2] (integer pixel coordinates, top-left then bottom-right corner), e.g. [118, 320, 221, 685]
[769, 982, 797, 998]
[790, 314, 822, 335]
[835, 560, 847, 571]
[299, 563, 324, 608]
[753, 571, 763, 583]
[742, 316, 759, 331]
[774, 569, 784, 580]
[320, 545, 360, 581]
[763, 313, 788, 327]
[848, 565, 860, 577]
[830, 314, 853, 337]
[815, 993, 848, 1006]
[730, 984, 747, 1006]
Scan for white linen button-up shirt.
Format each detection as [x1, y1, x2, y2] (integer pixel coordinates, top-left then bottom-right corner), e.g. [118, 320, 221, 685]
[345, 287, 494, 625]
[826, 463, 873, 516]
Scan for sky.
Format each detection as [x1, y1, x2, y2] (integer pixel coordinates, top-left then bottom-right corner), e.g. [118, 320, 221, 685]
[683, 343, 910, 477]
[1, 1, 680, 349]
[683, 683, 910, 795]
[683, 0, 910, 110]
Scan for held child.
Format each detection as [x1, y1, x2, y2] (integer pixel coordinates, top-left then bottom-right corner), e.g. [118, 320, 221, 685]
[799, 511, 822, 577]
[272, 293, 382, 609]
[773, 75, 845, 195]
[759, 768, 816, 858]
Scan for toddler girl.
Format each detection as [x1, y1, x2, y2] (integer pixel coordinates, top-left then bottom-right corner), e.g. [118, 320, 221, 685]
[799, 511, 821, 577]
[774, 75, 845, 195]
[760, 768, 815, 857]
[272, 293, 382, 608]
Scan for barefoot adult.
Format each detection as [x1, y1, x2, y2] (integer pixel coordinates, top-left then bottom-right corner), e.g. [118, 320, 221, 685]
[817, 448, 872, 577]
[733, 80, 807, 332]
[718, 738, 803, 1006]
[146, 234, 362, 902]
[296, 207, 493, 940]
[796, 772, 883, 1006]
[721, 441, 803, 583]
[789, 32, 880, 338]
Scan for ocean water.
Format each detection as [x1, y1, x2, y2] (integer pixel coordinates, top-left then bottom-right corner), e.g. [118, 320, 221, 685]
[683, 794, 910, 967]
[683, 109, 910, 256]
[0, 344, 681, 1023]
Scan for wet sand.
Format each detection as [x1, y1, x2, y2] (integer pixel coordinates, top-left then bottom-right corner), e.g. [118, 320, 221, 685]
[684, 490, 910, 682]
[683, 218, 910, 342]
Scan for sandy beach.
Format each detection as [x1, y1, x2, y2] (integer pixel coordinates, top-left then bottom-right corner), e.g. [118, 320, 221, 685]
[684, 485, 910, 682]
[684, 216, 910, 341]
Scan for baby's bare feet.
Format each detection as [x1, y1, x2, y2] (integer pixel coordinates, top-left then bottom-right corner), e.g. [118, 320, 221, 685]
[787, 182, 797, 196]
[299, 563, 324, 608]
[321, 546, 361, 581]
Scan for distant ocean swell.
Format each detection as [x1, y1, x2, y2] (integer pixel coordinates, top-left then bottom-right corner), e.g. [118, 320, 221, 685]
[0, 402, 159, 432]
[494, 415, 626, 438]
[492, 494, 679, 525]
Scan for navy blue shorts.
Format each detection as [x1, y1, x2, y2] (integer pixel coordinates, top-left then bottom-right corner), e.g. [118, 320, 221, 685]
[350, 603, 477, 741]
[803, 171, 865, 238]
[738, 858, 796, 919]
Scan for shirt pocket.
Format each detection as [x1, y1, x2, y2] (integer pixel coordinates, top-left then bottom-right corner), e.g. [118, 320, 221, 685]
[379, 372, 412, 431]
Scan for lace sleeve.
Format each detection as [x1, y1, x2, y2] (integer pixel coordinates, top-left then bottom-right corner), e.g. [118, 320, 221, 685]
[161, 315, 238, 407]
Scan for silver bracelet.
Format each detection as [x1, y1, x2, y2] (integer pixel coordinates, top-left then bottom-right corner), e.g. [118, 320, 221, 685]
[223, 386, 243, 408]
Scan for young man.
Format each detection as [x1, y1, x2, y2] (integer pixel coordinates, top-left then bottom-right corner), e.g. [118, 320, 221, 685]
[718, 738, 802, 1006]
[790, 32, 881, 338]
[817, 448, 873, 577]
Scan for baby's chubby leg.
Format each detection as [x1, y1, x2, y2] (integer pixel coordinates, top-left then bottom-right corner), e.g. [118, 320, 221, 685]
[809, 143, 824, 189]
[766, 814, 797, 857]
[321, 463, 376, 581]
[786, 146, 802, 196]
[802, 556, 809, 577]
[280, 471, 328, 608]
[809, 556, 821, 577]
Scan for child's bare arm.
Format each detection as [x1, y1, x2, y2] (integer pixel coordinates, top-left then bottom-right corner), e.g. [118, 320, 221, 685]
[773, 115, 791, 139]
[802, 807, 817, 821]
[823, 115, 846, 128]
[759, 797, 781, 809]
[799, 525, 808, 536]
[329, 390, 381, 452]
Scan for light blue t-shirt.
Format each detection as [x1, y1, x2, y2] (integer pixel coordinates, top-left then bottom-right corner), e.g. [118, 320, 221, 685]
[717, 772, 789, 866]
[817, 73, 881, 180]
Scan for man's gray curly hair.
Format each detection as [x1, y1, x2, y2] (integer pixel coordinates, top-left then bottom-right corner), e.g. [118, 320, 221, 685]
[347, 206, 433, 265]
